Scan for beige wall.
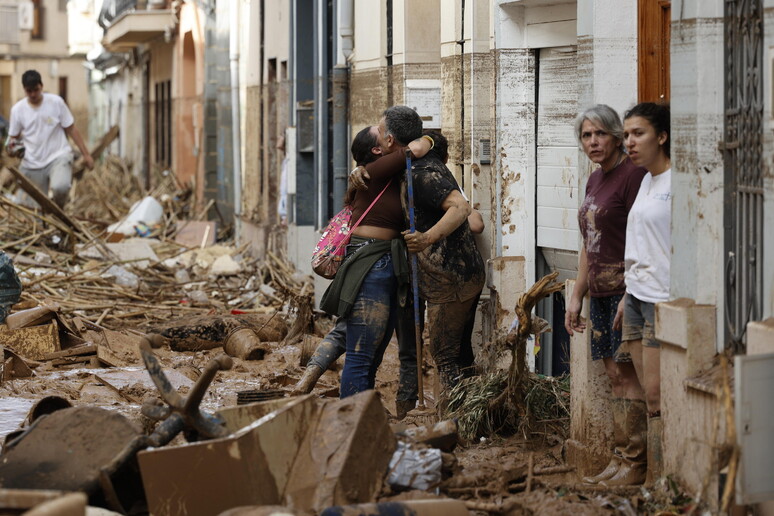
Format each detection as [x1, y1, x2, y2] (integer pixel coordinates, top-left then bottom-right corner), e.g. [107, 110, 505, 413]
[174, 3, 206, 193]
[353, 0, 387, 71]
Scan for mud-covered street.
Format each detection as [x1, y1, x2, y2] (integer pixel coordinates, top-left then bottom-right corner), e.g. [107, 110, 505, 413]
[0, 158, 699, 515]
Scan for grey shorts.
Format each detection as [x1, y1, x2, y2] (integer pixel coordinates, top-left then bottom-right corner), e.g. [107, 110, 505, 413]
[622, 294, 659, 348]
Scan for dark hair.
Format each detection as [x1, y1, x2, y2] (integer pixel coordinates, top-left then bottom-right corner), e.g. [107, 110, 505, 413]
[350, 126, 379, 166]
[423, 129, 448, 163]
[22, 70, 42, 90]
[383, 105, 422, 145]
[624, 102, 670, 158]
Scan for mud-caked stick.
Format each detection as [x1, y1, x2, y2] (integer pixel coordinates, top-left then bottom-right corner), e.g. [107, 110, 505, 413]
[405, 149, 425, 409]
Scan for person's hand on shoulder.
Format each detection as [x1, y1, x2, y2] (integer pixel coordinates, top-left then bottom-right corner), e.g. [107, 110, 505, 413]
[349, 166, 369, 191]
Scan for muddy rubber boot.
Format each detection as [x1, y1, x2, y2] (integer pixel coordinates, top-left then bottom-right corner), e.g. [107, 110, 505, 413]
[396, 399, 417, 420]
[646, 415, 662, 485]
[291, 365, 324, 395]
[601, 399, 647, 486]
[583, 398, 626, 484]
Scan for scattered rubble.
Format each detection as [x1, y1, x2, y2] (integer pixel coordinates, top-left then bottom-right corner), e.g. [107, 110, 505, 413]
[0, 157, 702, 515]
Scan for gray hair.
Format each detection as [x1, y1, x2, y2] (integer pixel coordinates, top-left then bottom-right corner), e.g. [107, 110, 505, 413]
[383, 105, 423, 145]
[574, 104, 625, 151]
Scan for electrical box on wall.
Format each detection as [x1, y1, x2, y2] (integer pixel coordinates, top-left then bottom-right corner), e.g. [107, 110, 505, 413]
[18, 1, 33, 30]
[405, 79, 441, 129]
[735, 352, 774, 504]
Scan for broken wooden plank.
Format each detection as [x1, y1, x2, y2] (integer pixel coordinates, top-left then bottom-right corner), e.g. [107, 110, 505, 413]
[73, 125, 119, 179]
[0, 320, 60, 360]
[6, 167, 80, 231]
[96, 344, 127, 368]
[42, 344, 97, 360]
[51, 355, 92, 367]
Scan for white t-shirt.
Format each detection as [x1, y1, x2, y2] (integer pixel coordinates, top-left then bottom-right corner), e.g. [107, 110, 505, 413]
[9, 93, 74, 169]
[624, 168, 672, 303]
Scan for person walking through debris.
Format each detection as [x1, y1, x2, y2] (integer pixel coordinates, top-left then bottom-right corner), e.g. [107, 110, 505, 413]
[618, 102, 672, 485]
[295, 131, 484, 419]
[7, 70, 94, 209]
[319, 120, 432, 399]
[565, 104, 648, 486]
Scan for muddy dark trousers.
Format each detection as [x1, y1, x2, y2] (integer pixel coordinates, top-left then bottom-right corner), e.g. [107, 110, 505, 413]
[426, 295, 477, 395]
[340, 252, 398, 398]
[395, 296, 425, 404]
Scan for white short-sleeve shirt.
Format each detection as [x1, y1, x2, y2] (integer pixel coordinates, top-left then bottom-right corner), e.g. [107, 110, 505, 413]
[624, 168, 672, 303]
[9, 93, 74, 169]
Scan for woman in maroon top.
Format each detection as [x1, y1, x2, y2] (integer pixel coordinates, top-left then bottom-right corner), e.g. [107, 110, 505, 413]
[566, 104, 649, 486]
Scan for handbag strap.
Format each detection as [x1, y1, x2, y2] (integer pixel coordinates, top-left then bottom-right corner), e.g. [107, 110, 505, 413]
[347, 178, 393, 236]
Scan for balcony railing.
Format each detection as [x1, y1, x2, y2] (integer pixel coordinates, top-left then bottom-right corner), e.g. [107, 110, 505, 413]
[98, 0, 137, 29]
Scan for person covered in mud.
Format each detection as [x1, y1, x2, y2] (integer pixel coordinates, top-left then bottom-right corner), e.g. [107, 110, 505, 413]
[295, 131, 485, 418]
[619, 102, 672, 485]
[319, 117, 432, 400]
[565, 104, 647, 486]
[349, 107, 484, 404]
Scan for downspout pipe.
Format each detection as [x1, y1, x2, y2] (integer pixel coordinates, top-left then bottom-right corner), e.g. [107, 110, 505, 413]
[230, 0, 242, 242]
[332, 0, 354, 209]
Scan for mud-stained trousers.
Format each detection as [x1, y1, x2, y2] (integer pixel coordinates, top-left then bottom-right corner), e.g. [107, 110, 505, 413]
[426, 295, 478, 393]
[340, 253, 398, 398]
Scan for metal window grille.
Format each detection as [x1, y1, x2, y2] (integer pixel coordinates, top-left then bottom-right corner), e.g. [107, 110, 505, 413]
[723, 0, 765, 353]
[154, 80, 171, 167]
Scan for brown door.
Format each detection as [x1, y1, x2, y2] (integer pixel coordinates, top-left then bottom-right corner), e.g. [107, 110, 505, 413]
[638, 0, 671, 102]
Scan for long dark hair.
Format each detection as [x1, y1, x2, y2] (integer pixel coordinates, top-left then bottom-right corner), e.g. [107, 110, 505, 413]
[350, 126, 379, 166]
[624, 102, 670, 158]
[344, 127, 380, 206]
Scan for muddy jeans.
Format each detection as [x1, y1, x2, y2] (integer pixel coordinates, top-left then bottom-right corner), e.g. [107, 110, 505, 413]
[426, 295, 477, 393]
[340, 252, 398, 398]
[308, 312, 419, 402]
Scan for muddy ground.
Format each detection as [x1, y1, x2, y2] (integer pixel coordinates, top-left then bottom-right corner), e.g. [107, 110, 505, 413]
[0, 318, 692, 515]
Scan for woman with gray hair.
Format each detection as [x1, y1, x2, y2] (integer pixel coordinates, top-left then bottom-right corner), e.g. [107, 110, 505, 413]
[565, 104, 649, 485]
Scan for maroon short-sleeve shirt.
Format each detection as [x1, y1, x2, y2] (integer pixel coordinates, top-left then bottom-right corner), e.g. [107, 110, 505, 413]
[578, 158, 647, 297]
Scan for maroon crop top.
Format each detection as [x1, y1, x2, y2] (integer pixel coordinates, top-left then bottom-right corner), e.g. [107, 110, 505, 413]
[350, 150, 407, 233]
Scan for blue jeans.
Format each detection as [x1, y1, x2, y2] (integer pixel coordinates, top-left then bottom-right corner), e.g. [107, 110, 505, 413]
[340, 252, 397, 398]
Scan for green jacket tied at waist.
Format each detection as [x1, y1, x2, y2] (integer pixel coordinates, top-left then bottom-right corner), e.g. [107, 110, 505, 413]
[319, 237, 410, 318]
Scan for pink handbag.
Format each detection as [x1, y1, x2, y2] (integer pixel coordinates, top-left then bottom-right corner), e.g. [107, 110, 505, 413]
[311, 179, 392, 279]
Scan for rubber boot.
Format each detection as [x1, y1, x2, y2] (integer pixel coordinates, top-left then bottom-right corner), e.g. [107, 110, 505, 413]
[291, 365, 324, 395]
[396, 399, 416, 420]
[601, 399, 647, 486]
[583, 398, 626, 484]
[646, 415, 662, 485]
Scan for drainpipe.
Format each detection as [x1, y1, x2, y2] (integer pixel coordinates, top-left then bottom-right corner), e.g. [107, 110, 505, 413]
[230, 0, 242, 242]
[332, 0, 353, 208]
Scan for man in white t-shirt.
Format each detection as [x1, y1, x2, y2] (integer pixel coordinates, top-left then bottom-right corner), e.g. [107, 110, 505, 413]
[8, 70, 93, 208]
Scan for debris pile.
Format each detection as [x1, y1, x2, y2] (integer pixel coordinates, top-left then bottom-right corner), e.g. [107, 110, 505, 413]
[1, 155, 312, 332]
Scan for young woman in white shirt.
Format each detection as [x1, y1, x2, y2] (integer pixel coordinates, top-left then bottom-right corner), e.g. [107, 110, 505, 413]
[611, 102, 671, 486]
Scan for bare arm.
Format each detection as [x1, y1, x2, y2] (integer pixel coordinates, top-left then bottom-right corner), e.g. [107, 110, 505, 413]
[468, 209, 484, 234]
[403, 190, 471, 253]
[63, 124, 94, 169]
[564, 246, 589, 335]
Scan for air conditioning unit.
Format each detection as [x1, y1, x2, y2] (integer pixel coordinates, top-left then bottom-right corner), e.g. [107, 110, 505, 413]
[18, 1, 33, 30]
